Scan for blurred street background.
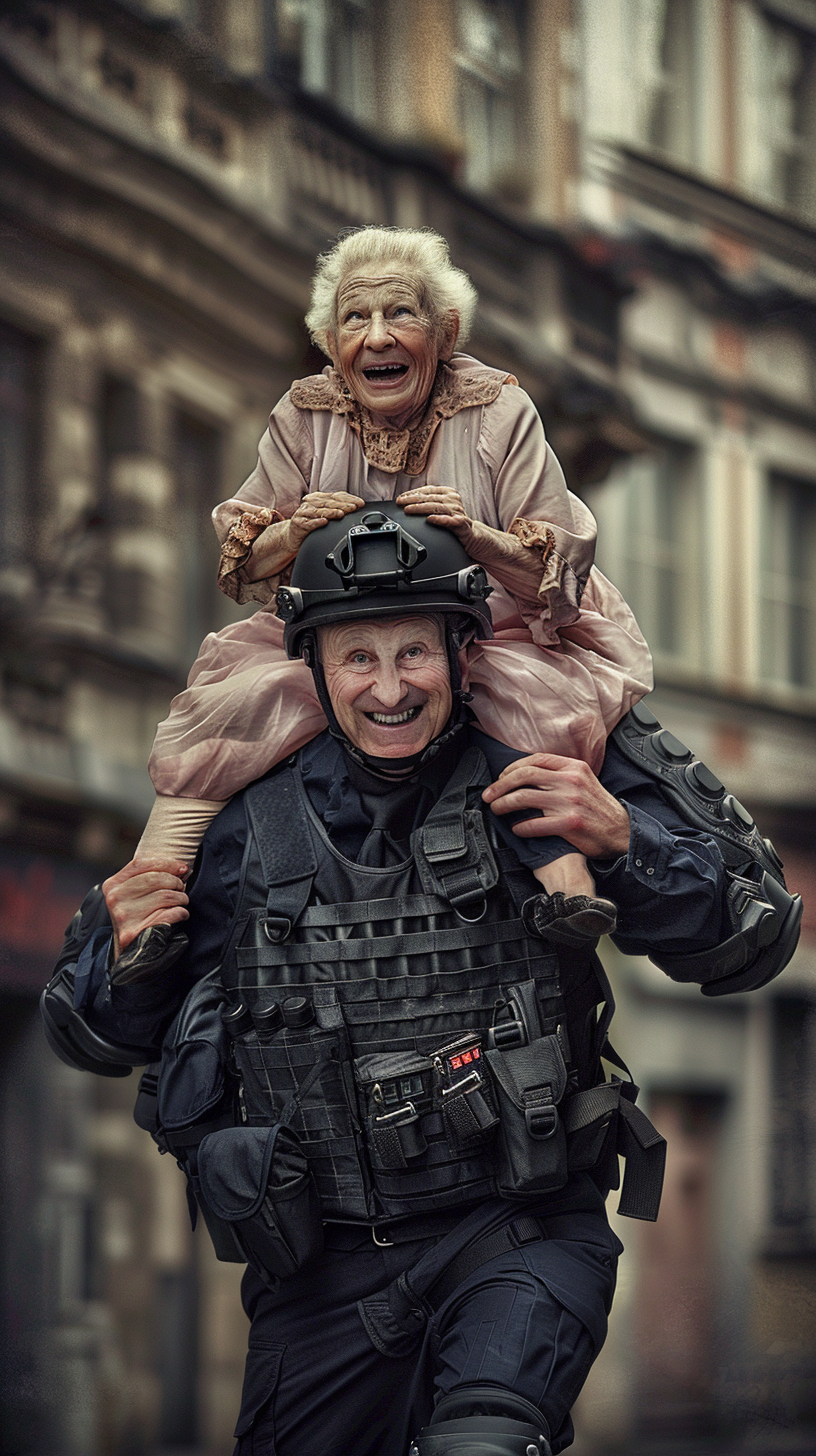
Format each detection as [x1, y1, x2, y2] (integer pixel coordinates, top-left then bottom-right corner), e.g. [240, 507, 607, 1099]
[1, 1, 816, 1452]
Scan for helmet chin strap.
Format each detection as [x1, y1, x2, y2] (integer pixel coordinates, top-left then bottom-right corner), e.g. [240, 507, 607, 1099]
[304, 626, 472, 782]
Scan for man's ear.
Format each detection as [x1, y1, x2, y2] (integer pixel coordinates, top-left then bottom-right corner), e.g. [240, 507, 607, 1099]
[457, 642, 471, 692]
[439, 311, 460, 362]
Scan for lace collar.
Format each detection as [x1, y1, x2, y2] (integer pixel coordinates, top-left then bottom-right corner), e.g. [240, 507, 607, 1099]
[289, 358, 511, 475]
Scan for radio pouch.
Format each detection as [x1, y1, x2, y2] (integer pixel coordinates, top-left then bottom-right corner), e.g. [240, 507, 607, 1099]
[485, 1035, 569, 1196]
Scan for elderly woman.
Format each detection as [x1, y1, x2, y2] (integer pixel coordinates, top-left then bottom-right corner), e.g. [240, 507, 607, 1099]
[138, 226, 652, 938]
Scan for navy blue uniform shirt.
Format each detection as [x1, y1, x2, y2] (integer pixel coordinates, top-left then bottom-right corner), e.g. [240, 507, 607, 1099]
[76, 726, 729, 1047]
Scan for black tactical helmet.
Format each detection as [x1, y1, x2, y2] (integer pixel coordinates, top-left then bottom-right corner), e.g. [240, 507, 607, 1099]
[276, 503, 493, 660]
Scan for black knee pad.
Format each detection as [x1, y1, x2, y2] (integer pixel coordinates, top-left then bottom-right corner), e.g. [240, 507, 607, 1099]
[409, 1384, 551, 1456]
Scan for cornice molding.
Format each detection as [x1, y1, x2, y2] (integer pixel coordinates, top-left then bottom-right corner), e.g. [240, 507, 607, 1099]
[589, 141, 816, 276]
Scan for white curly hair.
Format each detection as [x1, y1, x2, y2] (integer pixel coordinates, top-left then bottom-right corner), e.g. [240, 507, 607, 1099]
[305, 226, 478, 357]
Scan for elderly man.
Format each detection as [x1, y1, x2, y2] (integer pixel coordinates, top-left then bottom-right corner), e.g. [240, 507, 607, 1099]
[43, 508, 799, 1456]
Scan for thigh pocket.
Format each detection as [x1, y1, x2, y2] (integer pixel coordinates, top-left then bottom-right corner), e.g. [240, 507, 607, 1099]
[234, 1342, 285, 1443]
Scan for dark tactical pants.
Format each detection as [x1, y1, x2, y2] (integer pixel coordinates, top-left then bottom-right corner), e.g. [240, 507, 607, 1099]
[233, 1181, 621, 1456]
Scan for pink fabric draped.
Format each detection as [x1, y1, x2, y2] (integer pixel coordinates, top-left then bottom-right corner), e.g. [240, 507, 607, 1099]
[148, 567, 653, 799]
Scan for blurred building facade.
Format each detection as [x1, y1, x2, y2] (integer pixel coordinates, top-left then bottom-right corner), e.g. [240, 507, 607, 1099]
[0, 2, 814, 1452]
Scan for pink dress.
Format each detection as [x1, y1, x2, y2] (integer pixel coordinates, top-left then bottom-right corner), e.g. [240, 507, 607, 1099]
[149, 356, 653, 800]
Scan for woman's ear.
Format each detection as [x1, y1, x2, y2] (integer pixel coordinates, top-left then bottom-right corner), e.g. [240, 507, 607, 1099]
[439, 311, 460, 361]
[326, 331, 338, 365]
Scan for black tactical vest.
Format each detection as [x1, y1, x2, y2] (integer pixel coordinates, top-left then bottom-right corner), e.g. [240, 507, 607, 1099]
[217, 744, 637, 1225]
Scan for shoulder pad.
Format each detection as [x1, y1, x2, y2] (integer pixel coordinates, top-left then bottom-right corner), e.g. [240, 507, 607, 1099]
[613, 703, 786, 883]
[613, 704, 802, 996]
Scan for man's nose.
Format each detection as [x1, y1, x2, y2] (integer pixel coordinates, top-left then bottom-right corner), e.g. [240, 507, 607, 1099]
[369, 660, 406, 708]
[364, 312, 393, 350]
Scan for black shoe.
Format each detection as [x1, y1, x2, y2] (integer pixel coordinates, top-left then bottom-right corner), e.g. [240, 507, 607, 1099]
[522, 891, 617, 946]
[109, 923, 189, 987]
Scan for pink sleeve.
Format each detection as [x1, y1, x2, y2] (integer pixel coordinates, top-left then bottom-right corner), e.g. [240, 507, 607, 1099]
[211, 393, 313, 544]
[478, 386, 598, 640]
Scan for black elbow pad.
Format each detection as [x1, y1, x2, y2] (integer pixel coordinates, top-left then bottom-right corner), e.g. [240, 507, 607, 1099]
[612, 704, 802, 996]
[649, 866, 802, 996]
[39, 885, 161, 1075]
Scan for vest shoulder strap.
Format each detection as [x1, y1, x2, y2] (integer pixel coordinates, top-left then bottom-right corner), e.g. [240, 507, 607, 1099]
[413, 746, 499, 918]
[245, 765, 318, 938]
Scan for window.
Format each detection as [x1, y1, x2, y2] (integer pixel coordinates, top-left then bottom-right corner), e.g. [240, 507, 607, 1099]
[760, 473, 816, 692]
[0, 322, 38, 579]
[639, 0, 695, 166]
[279, 0, 376, 126]
[585, 442, 704, 669]
[740, 10, 816, 217]
[456, 0, 524, 194]
[770, 997, 816, 1250]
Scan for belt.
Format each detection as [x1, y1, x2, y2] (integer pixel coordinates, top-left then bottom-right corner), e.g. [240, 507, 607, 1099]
[323, 1208, 473, 1248]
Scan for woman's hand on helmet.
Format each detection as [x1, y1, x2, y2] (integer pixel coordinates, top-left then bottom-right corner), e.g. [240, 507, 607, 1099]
[286, 492, 365, 554]
[397, 486, 472, 540]
[397, 488, 543, 605]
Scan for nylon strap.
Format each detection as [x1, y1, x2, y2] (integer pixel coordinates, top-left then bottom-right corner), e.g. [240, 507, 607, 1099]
[616, 1098, 667, 1221]
[418, 1216, 545, 1311]
[246, 768, 318, 931]
[416, 747, 499, 910]
[236, 917, 543, 967]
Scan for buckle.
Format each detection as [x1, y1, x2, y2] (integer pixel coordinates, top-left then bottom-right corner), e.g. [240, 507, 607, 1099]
[486, 1018, 525, 1051]
[450, 892, 487, 924]
[372, 1226, 394, 1247]
[263, 916, 292, 943]
[524, 1103, 558, 1140]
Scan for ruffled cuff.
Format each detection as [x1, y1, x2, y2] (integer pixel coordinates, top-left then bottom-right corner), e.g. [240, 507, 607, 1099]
[217, 507, 283, 603]
[508, 517, 587, 644]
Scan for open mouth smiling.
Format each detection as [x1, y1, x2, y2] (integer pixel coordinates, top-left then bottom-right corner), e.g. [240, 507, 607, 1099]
[362, 363, 409, 382]
[364, 706, 423, 726]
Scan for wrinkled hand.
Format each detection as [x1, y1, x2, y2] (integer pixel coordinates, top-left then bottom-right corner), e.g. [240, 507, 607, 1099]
[102, 857, 190, 958]
[482, 754, 631, 859]
[397, 486, 473, 542]
[285, 492, 365, 554]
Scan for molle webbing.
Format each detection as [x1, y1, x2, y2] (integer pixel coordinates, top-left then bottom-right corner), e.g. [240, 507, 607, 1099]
[221, 752, 570, 1220]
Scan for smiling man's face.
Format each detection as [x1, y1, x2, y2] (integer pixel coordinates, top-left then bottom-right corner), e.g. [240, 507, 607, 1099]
[318, 615, 453, 759]
[328, 263, 457, 429]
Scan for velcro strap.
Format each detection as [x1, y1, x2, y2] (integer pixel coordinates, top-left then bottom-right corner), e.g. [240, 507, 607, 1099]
[246, 769, 317, 888]
[422, 815, 467, 863]
[563, 1083, 621, 1135]
[616, 1098, 667, 1221]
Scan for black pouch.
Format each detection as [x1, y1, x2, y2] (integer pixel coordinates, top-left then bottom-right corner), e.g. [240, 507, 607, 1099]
[355, 1051, 432, 1171]
[197, 1124, 324, 1285]
[432, 1034, 499, 1152]
[485, 1035, 569, 1196]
